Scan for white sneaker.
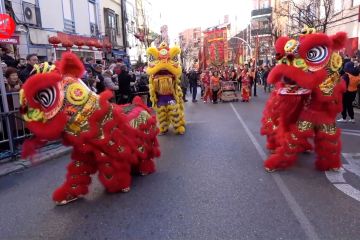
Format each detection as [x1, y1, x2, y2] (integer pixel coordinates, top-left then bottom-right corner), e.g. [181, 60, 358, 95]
[348, 119, 356, 123]
[336, 118, 347, 122]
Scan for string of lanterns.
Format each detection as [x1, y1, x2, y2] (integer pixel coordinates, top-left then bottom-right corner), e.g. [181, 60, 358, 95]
[48, 36, 112, 51]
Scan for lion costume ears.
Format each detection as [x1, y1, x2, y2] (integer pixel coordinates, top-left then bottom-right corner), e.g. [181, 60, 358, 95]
[275, 36, 290, 60]
[56, 52, 85, 78]
[330, 32, 347, 51]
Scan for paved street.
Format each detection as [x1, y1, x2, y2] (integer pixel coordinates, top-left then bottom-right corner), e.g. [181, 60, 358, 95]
[1, 89, 360, 240]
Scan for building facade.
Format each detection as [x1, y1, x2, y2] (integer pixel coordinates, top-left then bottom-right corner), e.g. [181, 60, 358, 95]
[326, 0, 360, 56]
[179, 27, 201, 70]
[4, 0, 110, 61]
[251, 0, 273, 65]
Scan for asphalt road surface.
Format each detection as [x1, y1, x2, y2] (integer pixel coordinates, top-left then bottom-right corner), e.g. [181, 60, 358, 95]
[1, 88, 360, 240]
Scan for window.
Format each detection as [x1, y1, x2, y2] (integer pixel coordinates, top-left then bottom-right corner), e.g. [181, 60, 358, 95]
[319, 1, 325, 19]
[62, 0, 75, 32]
[88, 0, 96, 24]
[353, 0, 360, 6]
[62, 0, 73, 21]
[104, 8, 117, 44]
[334, 0, 343, 13]
[262, 0, 269, 8]
[115, 14, 120, 35]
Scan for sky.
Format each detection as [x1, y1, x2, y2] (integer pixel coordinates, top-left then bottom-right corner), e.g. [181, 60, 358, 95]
[149, 0, 253, 43]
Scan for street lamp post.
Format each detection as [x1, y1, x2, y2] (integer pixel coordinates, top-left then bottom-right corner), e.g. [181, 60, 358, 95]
[228, 36, 252, 63]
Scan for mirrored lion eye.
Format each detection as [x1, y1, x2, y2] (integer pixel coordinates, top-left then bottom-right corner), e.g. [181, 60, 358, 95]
[35, 87, 56, 108]
[306, 45, 328, 63]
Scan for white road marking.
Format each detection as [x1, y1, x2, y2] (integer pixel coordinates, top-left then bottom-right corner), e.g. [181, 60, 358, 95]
[341, 129, 360, 137]
[333, 184, 360, 202]
[230, 103, 320, 240]
[342, 129, 360, 134]
[325, 153, 360, 202]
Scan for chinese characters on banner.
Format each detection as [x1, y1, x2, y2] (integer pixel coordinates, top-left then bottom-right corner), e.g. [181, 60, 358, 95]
[203, 28, 228, 68]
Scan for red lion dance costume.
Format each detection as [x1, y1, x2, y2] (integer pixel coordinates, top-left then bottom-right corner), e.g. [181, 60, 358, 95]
[261, 26, 347, 172]
[19, 52, 160, 205]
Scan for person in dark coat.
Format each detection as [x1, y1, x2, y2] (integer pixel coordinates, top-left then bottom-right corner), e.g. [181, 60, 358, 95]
[117, 65, 133, 104]
[19, 54, 38, 83]
[188, 70, 199, 102]
[93, 64, 106, 94]
[0, 47, 18, 68]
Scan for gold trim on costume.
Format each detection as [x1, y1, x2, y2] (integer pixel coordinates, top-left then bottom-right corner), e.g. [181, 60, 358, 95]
[317, 123, 337, 135]
[319, 72, 340, 96]
[297, 120, 313, 132]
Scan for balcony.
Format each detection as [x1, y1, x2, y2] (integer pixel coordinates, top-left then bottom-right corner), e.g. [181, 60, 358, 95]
[251, 7, 272, 17]
[251, 28, 272, 36]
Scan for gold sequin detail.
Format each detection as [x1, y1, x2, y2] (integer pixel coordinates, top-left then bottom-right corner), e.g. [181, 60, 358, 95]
[291, 134, 298, 140]
[75, 161, 81, 167]
[297, 121, 313, 132]
[66, 94, 98, 135]
[319, 72, 340, 96]
[317, 124, 336, 135]
[130, 111, 151, 129]
[288, 144, 296, 149]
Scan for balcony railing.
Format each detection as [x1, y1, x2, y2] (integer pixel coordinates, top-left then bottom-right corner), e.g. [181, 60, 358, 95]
[251, 7, 272, 17]
[251, 28, 272, 36]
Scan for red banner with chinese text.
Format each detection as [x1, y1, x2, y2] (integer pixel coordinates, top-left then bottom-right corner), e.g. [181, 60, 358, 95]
[203, 28, 228, 68]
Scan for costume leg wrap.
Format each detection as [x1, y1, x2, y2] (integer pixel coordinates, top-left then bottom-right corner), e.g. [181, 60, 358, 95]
[52, 151, 96, 203]
[168, 104, 186, 134]
[314, 126, 341, 171]
[97, 154, 132, 193]
[138, 158, 156, 175]
[264, 123, 313, 170]
[156, 106, 169, 133]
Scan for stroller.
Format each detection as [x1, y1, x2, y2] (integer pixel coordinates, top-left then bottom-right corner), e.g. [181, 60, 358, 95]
[219, 81, 239, 102]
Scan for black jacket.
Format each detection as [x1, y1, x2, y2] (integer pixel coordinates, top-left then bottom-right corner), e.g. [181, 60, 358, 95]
[95, 73, 106, 93]
[117, 72, 132, 95]
[19, 64, 34, 83]
[1, 54, 18, 68]
[188, 71, 199, 85]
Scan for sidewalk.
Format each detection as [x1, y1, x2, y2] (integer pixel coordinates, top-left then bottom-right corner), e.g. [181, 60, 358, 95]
[0, 145, 72, 177]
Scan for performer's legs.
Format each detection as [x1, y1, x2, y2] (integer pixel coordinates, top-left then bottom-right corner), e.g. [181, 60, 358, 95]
[347, 92, 357, 120]
[157, 106, 169, 134]
[341, 92, 348, 120]
[314, 124, 342, 171]
[98, 157, 132, 193]
[169, 104, 186, 134]
[52, 150, 97, 205]
[264, 121, 314, 171]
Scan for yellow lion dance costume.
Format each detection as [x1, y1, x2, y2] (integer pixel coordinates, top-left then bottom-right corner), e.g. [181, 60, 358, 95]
[146, 42, 186, 135]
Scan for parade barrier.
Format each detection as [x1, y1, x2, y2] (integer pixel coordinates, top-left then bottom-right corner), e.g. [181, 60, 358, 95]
[0, 91, 63, 163]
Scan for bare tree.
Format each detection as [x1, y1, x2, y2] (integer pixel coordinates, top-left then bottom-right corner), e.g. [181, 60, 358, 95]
[275, 0, 335, 34]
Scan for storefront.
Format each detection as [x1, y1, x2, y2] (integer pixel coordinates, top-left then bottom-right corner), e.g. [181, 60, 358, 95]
[0, 36, 20, 59]
[28, 28, 110, 62]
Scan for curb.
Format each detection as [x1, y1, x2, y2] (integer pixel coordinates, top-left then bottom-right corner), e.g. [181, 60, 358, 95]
[0, 146, 72, 177]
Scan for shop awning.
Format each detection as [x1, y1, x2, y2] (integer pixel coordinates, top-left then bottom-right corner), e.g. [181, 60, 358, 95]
[0, 36, 20, 45]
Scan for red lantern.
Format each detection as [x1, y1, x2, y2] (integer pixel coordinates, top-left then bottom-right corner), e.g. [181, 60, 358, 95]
[87, 40, 95, 50]
[105, 43, 112, 51]
[74, 39, 85, 49]
[62, 40, 74, 51]
[48, 36, 61, 48]
[94, 41, 102, 49]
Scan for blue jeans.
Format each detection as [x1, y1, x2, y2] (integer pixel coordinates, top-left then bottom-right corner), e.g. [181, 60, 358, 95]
[192, 84, 197, 100]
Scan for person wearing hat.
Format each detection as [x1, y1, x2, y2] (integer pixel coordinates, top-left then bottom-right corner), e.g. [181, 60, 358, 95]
[337, 61, 360, 123]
